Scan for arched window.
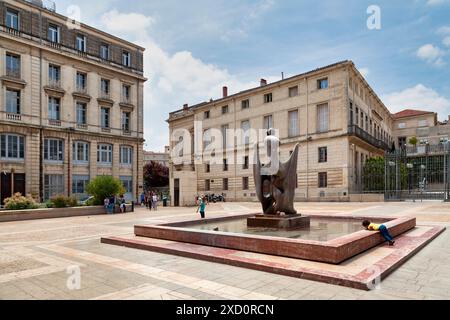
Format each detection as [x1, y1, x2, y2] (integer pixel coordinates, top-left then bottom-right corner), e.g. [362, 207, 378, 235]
[0, 134, 25, 160]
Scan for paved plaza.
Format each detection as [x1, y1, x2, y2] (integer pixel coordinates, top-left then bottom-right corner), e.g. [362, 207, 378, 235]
[1, 202, 450, 300]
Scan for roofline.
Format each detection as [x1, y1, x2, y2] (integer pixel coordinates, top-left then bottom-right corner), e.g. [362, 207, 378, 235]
[393, 110, 436, 120]
[168, 60, 352, 119]
[15, 0, 145, 51]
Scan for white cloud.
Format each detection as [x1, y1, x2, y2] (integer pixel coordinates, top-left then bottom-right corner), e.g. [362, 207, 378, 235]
[100, 10, 270, 151]
[427, 0, 450, 5]
[358, 67, 370, 78]
[101, 10, 155, 34]
[383, 84, 450, 119]
[443, 36, 450, 47]
[221, 0, 275, 42]
[437, 26, 450, 34]
[416, 44, 445, 66]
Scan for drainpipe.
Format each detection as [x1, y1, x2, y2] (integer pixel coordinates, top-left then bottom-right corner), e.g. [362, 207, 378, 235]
[305, 76, 309, 200]
[39, 45, 44, 202]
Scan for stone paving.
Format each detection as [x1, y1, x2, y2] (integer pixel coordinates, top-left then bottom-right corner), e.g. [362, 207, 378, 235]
[0, 201, 449, 300]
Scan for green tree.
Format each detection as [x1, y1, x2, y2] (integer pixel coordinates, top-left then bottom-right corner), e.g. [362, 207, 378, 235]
[86, 176, 126, 205]
[363, 157, 408, 192]
[409, 136, 418, 146]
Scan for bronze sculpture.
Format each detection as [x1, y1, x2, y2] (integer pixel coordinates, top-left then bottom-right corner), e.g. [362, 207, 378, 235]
[253, 129, 300, 216]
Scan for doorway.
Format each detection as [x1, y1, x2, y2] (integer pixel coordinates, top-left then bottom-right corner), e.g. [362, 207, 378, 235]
[0, 173, 26, 206]
[174, 178, 180, 207]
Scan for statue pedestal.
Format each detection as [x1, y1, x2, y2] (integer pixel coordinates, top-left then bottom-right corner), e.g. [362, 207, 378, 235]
[247, 214, 310, 230]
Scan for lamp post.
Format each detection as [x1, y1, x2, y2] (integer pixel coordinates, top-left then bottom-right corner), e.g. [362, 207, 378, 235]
[388, 160, 396, 200]
[420, 164, 426, 202]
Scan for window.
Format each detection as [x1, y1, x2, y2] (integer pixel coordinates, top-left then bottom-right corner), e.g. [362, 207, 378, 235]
[120, 146, 133, 165]
[72, 175, 90, 195]
[76, 102, 87, 125]
[317, 103, 329, 133]
[243, 156, 249, 170]
[101, 107, 110, 128]
[100, 44, 110, 60]
[205, 163, 210, 173]
[120, 176, 133, 194]
[398, 137, 407, 148]
[289, 86, 298, 97]
[48, 24, 60, 43]
[6, 53, 20, 78]
[101, 79, 110, 95]
[76, 72, 87, 91]
[122, 111, 131, 132]
[0, 134, 25, 160]
[48, 64, 60, 83]
[205, 179, 211, 191]
[242, 99, 250, 109]
[44, 175, 64, 200]
[223, 178, 229, 191]
[355, 107, 359, 126]
[76, 34, 86, 52]
[72, 141, 89, 163]
[263, 115, 273, 130]
[122, 51, 131, 67]
[6, 89, 20, 114]
[318, 172, 328, 188]
[222, 105, 229, 114]
[223, 159, 228, 171]
[6, 9, 19, 30]
[203, 129, 212, 149]
[241, 120, 250, 145]
[122, 85, 131, 101]
[44, 138, 64, 162]
[204, 111, 210, 119]
[48, 97, 60, 120]
[349, 102, 354, 125]
[242, 177, 249, 190]
[365, 116, 369, 132]
[360, 111, 364, 128]
[288, 110, 299, 137]
[317, 78, 329, 90]
[221, 124, 229, 148]
[264, 93, 273, 103]
[418, 120, 428, 127]
[97, 144, 113, 164]
[318, 147, 327, 163]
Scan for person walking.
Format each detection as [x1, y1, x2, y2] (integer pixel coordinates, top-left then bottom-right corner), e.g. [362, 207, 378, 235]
[196, 195, 207, 219]
[140, 192, 145, 207]
[152, 193, 158, 211]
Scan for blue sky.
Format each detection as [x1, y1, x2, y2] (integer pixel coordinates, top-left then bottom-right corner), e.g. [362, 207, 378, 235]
[53, 0, 450, 151]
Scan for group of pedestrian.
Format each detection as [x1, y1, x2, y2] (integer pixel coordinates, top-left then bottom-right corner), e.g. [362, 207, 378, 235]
[104, 195, 127, 214]
[141, 191, 159, 211]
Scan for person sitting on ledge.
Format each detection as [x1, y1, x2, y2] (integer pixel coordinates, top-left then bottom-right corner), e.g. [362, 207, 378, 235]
[362, 220, 396, 246]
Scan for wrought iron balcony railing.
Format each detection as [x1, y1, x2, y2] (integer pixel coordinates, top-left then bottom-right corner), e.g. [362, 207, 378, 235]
[5, 67, 21, 79]
[348, 125, 390, 151]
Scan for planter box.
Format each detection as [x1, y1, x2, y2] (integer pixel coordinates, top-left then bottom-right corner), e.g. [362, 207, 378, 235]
[0, 206, 108, 223]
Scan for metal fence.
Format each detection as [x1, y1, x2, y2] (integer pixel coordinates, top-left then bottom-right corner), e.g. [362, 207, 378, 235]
[358, 144, 450, 201]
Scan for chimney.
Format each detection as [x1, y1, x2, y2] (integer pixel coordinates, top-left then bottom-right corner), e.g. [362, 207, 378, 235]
[183, 104, 189, 110]
[260, 78, 267, 86]
[223, 86, 228, 98]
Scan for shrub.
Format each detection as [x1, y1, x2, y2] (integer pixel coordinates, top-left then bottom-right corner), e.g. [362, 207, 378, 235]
[4, 193, 39, 211]
[49, 195, 80, 208]
[86, 176, 126, 205]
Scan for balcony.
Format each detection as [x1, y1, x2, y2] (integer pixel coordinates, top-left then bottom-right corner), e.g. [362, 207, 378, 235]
[4, 26, 21, 36]
[348, 125, 390, 151]
[98, 91, 114, 106]
[404, 144, 448, 156]
[44, 79, 65, 96]
[48, 119, 61, 127]
[6, 113, 22, 121]
[101, 127, 111, 133]
[120, 96, 134, 109]
[76, 123, 88, 130]
[72, 86, 91, 102]
[122, 129, 131, 136]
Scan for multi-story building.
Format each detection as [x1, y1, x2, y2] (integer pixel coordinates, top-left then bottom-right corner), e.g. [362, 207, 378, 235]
[143, 147, 170, 167]
[167, 61, 394, 206]
[0, 0, 146, 205]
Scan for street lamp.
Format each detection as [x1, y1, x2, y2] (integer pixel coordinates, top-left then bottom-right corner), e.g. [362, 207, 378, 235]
[407, 163, 413, 197]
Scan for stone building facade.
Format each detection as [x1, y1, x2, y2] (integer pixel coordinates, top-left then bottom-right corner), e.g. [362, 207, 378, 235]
[0, 0, 146, 205]
[168, 61, 394, 206]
